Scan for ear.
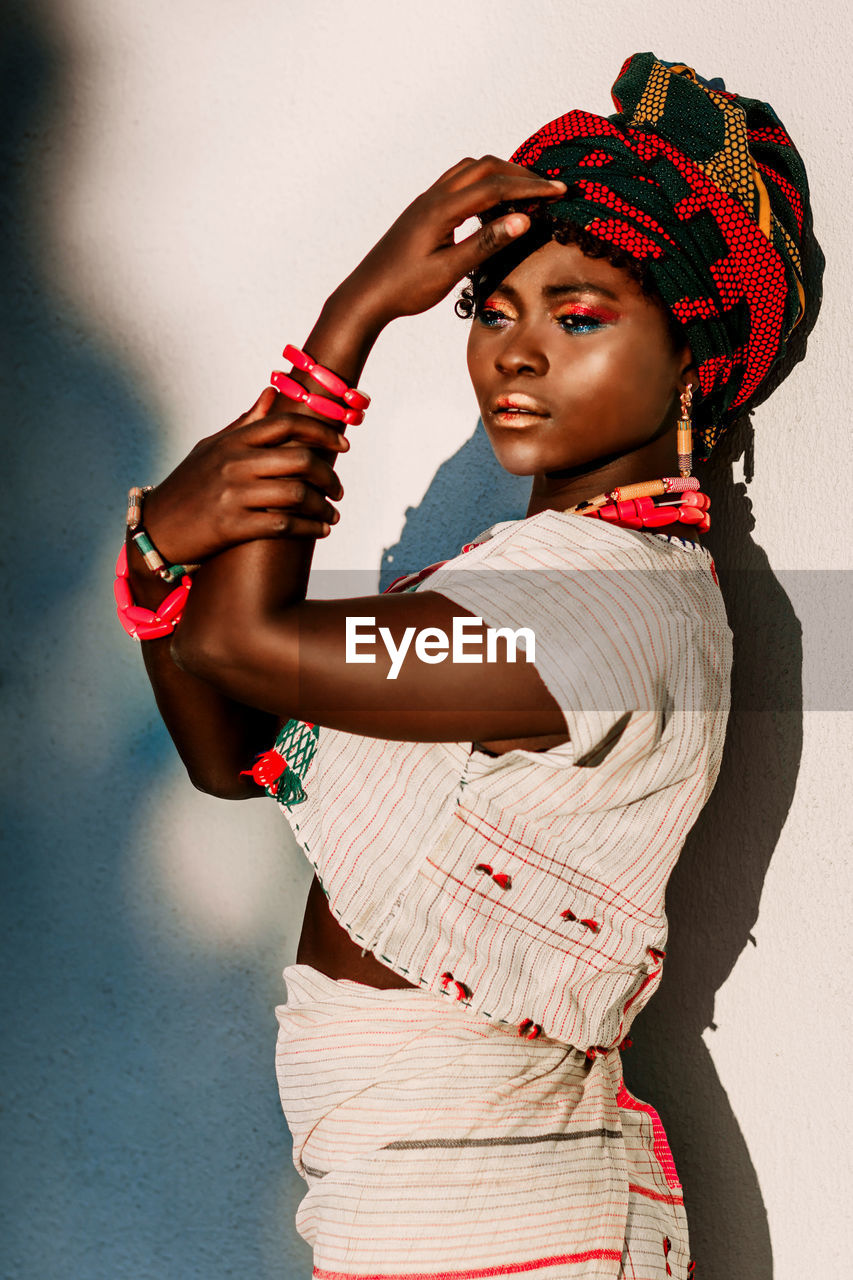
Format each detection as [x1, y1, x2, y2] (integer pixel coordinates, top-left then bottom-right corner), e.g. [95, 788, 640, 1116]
[677, 345, 700, 395]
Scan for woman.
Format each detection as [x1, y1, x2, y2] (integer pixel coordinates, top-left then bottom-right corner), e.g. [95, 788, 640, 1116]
[116, 54, 820, 1280]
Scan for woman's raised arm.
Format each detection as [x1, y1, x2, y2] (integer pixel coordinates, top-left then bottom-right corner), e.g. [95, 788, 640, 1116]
[137, 159, 567, 787]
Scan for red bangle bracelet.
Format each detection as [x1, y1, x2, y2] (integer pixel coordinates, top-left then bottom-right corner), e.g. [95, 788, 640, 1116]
[114, 543, 192, 641]
[282, 344, 370, 411]
[269, 369, 364, 425]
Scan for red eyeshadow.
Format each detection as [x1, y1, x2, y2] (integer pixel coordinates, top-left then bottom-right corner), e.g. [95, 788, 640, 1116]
[557, 303, 620, 322]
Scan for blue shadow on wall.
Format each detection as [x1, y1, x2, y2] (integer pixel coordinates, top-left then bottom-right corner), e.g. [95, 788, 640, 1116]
[378, 425, 530, 589]
[0, 10, 309, 1278]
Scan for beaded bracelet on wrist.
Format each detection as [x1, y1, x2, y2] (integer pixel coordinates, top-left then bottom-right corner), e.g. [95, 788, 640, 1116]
[126, 486, 199, 583]
[114, 543, 192, 641]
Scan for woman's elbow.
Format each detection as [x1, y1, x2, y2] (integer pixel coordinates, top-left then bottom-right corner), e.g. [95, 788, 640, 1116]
[189, 771, 260, 801]
[182, 756, 262, 801]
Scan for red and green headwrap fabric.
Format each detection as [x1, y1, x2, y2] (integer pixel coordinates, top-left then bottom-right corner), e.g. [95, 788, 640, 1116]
[509, 52, 821, 459]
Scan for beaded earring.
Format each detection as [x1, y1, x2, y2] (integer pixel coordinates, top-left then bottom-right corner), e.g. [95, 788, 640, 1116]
[677, 384, 694, 478]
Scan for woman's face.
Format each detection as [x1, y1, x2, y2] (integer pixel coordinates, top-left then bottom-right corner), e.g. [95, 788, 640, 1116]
[466, 238, 693, 495]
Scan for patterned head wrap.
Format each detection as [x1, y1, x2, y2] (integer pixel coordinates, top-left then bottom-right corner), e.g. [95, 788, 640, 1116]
[507, 52, 823, 459]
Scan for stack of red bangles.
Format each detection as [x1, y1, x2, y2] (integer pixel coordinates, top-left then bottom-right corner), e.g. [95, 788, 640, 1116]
[269, 344, 370, 424]
[114, 346, 369, 641]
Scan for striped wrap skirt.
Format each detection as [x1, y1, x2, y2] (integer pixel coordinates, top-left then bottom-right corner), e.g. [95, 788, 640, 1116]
[275, 964, 693, 1280]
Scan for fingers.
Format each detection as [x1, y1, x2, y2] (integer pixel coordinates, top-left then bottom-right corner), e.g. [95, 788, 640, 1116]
[429, 155, 535, 198]
[242, 385, 278, 424]
[442, 165, 566, 227]
[433, 161, 565, 278]
[240, 508, 334, 540]
[252, 445, 344, 499]
[439, 154, 565, 201]
[447, 211, 533, 276]
[431, 156, 478, 188]
[245, 478, 341, 526]
[223, 440, 345, 531]
[241, 410, 351, 454]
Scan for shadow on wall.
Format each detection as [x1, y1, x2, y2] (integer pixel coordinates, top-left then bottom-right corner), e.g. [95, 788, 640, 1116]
[381, 416, 802, 1280]
[378, 425, 530, 588]
[0, 10, 310, 1278]
[620, 433, 801, 1280]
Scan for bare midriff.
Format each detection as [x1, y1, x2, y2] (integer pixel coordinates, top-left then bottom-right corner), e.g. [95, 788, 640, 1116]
[295, 731, 571, 988]
[296, 876, 418, 987]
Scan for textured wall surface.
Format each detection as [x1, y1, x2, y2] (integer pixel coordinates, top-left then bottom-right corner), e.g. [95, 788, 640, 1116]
[2, 2, 850, 1278]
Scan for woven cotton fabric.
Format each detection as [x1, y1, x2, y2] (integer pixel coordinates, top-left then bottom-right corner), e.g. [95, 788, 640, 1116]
[267, 513, 732, 1050]
[276, 963, 693, 1279]
[507, 52, 821, 457]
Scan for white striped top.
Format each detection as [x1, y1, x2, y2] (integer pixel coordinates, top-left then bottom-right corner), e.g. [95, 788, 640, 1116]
[273, 509, 733, 1049]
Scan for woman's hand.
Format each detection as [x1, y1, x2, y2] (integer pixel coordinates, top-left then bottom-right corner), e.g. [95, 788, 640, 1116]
[141, 387, 349, 566]
[335, 156, 566, 330]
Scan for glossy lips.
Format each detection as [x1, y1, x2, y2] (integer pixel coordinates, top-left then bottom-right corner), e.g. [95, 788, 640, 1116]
[490, 394, 551, 426]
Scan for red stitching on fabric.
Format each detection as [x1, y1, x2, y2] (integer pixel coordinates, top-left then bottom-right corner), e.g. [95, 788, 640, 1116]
[615, 967, 658, 1039]
[312, 1247, 625, 1279]
[617, 1083, 682, 1188]
[474, 863, 511, 890]
[425, 860, 618, 973]
[452, 803, 659, 923]
[627, 1182, 684, 1206]
[429, 849, 619, 970]
[559, 909, 600, 932]
[439, 972, 470, 1001]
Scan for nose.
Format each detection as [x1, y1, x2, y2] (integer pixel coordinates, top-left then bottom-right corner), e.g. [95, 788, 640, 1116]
[494, 320, 549, 378]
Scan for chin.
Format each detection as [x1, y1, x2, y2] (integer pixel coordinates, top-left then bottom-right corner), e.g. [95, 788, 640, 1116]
[484, 435, 540, 476]
[489, 441, 577, 478]
[493, 455, 539, 477]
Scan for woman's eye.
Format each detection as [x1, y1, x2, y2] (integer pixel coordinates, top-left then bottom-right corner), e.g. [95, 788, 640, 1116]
[558, 313, 606, 335]
[476, 307, 510, 328]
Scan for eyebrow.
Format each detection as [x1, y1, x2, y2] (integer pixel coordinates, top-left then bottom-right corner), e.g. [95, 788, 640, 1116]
[489, 281, 621, 302]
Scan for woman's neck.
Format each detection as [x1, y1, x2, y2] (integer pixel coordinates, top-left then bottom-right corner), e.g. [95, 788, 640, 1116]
[525, 422, 683, 517]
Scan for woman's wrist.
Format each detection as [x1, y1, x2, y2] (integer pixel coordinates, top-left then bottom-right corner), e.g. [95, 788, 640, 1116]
[303, 285, 388, 389]
[125, 527, 173, 611]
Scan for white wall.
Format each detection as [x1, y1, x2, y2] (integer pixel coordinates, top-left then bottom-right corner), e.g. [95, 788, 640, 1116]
[3, 2, 850, 1277]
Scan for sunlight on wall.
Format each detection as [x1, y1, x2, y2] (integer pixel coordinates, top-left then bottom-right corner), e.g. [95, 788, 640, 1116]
[129, 777, 312, 952]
